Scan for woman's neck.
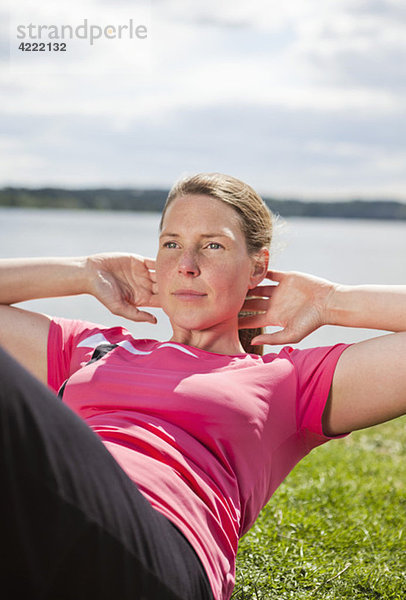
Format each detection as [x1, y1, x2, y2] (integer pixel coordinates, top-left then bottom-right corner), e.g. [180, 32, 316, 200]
[169, 323, 245, 356]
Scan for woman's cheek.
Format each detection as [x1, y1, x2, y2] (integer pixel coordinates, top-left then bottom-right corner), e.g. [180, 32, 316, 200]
[221, 263, 250, 295]
[215, 281, 246, 316]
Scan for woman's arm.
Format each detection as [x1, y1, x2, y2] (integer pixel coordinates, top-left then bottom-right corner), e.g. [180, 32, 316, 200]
[240, 270, 406, 436]
[0, 257, 89, 305]
[323, 331, 406, 435]
[321, 283, 406, 436]
[0, 257, 89, 383]
[0, 254, 159, 383]
[326, 283, 406, 332]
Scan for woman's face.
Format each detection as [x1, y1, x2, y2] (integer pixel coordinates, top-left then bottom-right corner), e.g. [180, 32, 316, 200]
[156, 194, 264, 333]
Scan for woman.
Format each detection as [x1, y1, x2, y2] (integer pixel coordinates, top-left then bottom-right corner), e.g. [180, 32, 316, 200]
[0, 172, 405, 600]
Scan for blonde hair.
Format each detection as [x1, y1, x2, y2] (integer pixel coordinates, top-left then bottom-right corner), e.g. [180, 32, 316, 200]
[160, 172, 273, 355]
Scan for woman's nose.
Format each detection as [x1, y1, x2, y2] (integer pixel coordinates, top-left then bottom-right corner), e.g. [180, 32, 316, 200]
[178, 251, 200, 276]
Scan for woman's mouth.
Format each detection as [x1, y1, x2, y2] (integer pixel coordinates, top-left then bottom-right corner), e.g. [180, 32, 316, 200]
[172, 289, 207, 301]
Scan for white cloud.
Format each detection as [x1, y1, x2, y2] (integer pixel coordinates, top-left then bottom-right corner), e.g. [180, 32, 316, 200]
[0, 0, 405, 197]
[1, 101, 405, 199]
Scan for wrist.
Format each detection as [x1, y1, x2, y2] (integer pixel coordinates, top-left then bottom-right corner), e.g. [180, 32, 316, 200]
[71, 256, 91, 294]
[83, 254, 105, 296]
[324, 283, 352, 327]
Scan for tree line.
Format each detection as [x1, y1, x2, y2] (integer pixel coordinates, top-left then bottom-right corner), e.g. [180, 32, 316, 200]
[1, 187, 405, 220]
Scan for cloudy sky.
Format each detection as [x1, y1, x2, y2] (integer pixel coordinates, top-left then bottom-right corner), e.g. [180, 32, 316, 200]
[2, 0, 406, 199]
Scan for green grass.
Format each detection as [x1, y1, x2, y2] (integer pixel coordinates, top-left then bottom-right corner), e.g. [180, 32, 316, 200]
[233, 416, 406, 599]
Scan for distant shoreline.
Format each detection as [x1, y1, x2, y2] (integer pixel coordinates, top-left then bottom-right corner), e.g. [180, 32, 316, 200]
[1, 187, 406, 220]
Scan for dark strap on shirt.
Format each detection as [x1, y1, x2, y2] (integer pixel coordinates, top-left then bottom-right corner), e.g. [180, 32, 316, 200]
[57, 343, 118, 400]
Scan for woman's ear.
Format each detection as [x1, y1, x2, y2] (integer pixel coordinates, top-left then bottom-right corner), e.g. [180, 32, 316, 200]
[248, 248, 269, 289]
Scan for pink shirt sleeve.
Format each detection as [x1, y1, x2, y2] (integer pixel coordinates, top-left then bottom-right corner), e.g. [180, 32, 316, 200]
[279, 343, 351, 448]
[47, 317, 126, 393]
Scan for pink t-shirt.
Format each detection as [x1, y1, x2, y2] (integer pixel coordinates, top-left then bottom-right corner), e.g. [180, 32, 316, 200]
[47, 317, 350, 600]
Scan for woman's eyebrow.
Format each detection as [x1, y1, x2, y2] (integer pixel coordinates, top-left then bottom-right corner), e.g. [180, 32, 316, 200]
[200, 233, 231, 239]
[159, 232, 231, 239]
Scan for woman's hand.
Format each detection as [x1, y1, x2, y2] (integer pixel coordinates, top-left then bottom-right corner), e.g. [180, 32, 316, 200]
[240, 269, 406, 435]
[239, 270, 336, 345]
[86, 253, 160, 323]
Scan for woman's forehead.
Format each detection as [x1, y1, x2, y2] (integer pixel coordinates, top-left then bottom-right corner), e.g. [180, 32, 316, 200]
[161, 194, 241, 229]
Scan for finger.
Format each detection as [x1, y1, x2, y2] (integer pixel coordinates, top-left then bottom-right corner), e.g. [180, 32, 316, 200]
[264, 269, 286, 283]
[119, 306, 158, 324]
[240, 298, 270, 312]
[144, 295, 162, 309]
[135, 310, 158, 324]
[134, 287, 161, 308]
[246, 285, 275, 298]
[251, 328, 302, 346]
[250, 333, 284, 346]
[137, 276, 157, 291]
[137, 274, 158, 290]
[144, 258, 156, 270]
[238, 313, 270, 329]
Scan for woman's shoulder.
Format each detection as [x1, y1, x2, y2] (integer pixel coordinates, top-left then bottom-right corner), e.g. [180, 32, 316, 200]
[49, 315, 159, 349]
[261, 343, 351, 370]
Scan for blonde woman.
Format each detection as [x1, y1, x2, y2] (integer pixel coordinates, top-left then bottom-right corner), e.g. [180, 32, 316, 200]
[0, 173, 405, 600]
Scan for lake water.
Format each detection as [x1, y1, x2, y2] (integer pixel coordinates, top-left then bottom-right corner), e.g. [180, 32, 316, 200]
[1, 207, 405, 351]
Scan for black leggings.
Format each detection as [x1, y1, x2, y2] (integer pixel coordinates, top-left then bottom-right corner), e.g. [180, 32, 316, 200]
[0, 346, 214, 600]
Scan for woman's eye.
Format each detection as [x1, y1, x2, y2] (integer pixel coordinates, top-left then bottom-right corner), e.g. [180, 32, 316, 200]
[163, 241, 178, 249]
[207, 242, 222, 250]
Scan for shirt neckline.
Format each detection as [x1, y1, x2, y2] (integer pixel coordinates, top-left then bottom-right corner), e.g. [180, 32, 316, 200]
[155, 340, 260, 359]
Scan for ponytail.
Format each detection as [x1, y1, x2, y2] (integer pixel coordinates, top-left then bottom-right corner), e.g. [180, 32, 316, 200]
[238, 326, 264, 356]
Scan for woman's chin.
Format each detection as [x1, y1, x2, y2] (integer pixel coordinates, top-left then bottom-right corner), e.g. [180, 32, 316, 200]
[168, 313, 237, 337]
[163, 302, 238, 335]
[170, 318, 212, 333]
